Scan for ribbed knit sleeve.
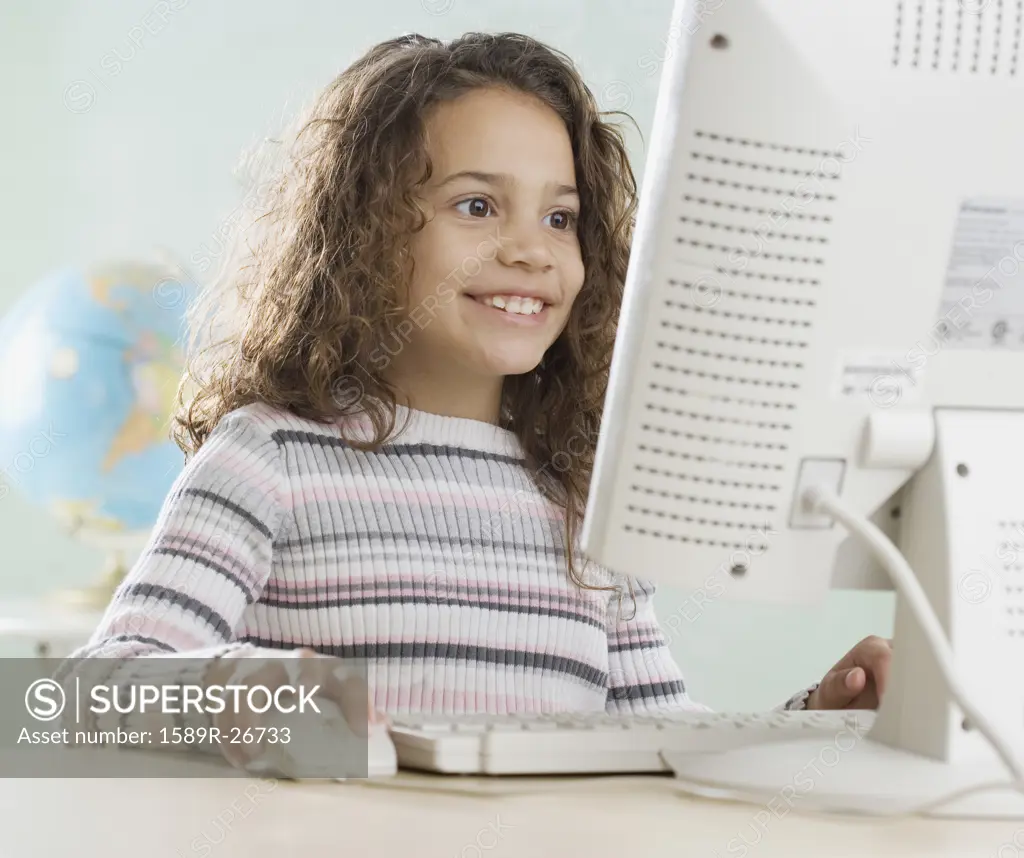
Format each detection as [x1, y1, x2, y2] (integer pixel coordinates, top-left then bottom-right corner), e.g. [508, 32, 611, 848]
[54, 406, 290, 752]
[777, 682, 820, 711]
[604, 578, 711, 714]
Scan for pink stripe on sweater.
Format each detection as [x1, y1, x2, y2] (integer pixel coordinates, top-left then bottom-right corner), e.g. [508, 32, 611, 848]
[265, 577, 608, 602]
[260, 595, 609, 627]
[376, 686, 558, 714]
[265, 579, 586, 602]
[104, 614, 210, 652]
[291, 484, 562, 518]
[156, 532, 262, 590]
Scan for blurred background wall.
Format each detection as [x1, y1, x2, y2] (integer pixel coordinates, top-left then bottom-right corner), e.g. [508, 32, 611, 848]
[0, 0, 893, 709]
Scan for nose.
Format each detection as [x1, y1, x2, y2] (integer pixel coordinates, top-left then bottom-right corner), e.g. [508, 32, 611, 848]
[494, 217, 555, 271]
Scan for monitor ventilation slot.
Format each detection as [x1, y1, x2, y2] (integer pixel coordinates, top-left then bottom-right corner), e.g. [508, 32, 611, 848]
[677, 130, 839, 285]
[893, 0, 1024, 76]
[996, 520, 1024, 638]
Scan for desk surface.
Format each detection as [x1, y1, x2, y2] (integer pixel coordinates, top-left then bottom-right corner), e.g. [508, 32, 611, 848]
[3, 760, 1021, 858]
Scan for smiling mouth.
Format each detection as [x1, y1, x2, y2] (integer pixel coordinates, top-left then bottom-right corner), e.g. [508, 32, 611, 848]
[466, 294, 549, 316]
[465, 293, 551, 323]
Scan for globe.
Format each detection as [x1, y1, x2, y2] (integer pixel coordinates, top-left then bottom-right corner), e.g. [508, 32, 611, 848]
[0, 260, 195, 577]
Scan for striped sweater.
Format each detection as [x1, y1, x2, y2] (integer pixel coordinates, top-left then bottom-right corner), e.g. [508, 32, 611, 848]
[67, 401, 810, 715]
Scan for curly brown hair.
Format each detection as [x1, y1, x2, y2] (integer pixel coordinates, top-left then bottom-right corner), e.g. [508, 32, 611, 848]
[174, 32, 638, 590]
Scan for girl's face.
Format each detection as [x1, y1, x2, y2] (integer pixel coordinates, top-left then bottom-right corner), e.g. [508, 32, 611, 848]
[388, 87, 585, 391]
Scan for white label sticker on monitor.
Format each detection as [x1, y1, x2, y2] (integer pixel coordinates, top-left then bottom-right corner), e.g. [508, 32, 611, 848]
[833, 352, 923, 408]
[936, 198, 1024, 350]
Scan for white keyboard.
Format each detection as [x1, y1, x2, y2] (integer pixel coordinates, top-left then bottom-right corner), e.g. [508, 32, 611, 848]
[388, 709, 875, 775]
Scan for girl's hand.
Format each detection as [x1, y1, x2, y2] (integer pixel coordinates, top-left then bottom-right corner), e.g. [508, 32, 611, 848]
[806, 635, 893, 710]
[204, 647, 383, 772]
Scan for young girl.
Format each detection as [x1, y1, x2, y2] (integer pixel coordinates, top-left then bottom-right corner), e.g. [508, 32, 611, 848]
[64, 31, 891, 769]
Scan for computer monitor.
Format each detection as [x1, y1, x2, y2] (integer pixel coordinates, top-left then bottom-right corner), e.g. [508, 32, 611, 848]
[582, 0, 1024, 601]
[581, 0, 1024, 816]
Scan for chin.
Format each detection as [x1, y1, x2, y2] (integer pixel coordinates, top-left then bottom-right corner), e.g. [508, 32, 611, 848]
[480, 351, 545, 378]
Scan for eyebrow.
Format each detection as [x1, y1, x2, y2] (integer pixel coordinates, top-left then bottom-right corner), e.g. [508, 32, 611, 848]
[435, 170, 579, 200]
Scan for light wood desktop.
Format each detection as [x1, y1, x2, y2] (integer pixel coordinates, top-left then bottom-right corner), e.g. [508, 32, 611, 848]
[1, 751, 1019, 858]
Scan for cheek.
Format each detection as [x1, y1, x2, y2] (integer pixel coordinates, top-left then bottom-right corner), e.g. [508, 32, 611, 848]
[406, 220, 483, 300]
[553, 259, 586, 331]
[404, 228, 450, 305]
[563, 251, 586, 303]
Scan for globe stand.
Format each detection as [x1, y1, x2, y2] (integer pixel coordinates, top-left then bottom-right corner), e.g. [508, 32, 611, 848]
[48, 550, 127, 611]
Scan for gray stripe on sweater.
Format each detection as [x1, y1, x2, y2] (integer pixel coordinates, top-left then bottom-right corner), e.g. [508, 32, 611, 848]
[276, 529, 563, 557]
[150, 547, 257, 603]
[256, 592, 607, 630]
[272, 429, 527, 468]
[179, 488, 274, 540]
[607, 679, 687, 703]
[123, 582, 232, 640]
[239, 637, 608, 688]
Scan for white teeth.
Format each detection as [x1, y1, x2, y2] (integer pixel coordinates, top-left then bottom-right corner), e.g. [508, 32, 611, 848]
[479, 295, 544, 315]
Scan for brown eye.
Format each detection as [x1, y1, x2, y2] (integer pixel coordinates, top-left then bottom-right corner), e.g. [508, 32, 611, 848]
[545, 210, 578, 231]
[456, 198, 492, 217]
